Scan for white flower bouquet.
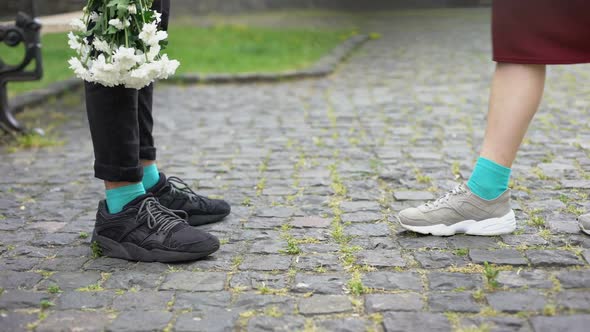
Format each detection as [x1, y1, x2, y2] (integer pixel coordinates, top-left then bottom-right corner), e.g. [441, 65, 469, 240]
[68, 0, 179, 89]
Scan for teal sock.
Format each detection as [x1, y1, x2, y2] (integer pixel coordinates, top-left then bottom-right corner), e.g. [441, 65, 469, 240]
[142, 164, 160, 190]
[467, 157, 512, 200]
[106, 183, 146, 214]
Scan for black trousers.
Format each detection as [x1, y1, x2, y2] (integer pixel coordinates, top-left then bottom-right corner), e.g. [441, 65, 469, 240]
[85, 0, 170, 182]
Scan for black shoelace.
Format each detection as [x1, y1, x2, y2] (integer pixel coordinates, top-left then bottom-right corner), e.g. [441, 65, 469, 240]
[167, 176, 208, 208]
[136, 197, 187, 232]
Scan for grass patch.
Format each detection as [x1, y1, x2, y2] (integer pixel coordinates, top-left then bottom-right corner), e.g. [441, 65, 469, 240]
[4, 133, 64, 153]
[3, 25, 348, 96]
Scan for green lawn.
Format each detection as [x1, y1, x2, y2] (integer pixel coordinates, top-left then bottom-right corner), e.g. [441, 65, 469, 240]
[2, 25, 349, 97]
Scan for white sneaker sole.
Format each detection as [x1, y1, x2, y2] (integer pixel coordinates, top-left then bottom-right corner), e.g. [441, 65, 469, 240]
[581, 225, 590, 236]
[398, 210, 516, 236]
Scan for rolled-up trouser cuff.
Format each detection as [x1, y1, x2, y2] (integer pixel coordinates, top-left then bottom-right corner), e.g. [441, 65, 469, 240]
[94, 162, 143, 183]
[139, 146, 157, 161]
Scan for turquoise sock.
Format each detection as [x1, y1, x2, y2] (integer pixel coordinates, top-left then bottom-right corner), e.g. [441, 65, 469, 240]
[106, 183, 146, 214]
[142, 164, 160, 190]
[467, 157, 512, 200]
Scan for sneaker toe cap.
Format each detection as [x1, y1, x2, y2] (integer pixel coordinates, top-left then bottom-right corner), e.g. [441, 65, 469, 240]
[398, 208, 428, 226]
[171, 229, 220, 254]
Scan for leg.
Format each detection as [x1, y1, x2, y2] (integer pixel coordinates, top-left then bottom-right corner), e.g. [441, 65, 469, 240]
[397, 63, 546, 236]
[480, 63, 546, 167]
[85, 82, 146, 213]
[85, 82, 143, 186]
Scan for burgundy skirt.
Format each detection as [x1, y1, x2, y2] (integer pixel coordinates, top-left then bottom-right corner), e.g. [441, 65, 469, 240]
[493, 0, 590, 64]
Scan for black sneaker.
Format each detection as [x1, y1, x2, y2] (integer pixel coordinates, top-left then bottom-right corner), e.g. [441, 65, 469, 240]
[148, 173, 231, 226]
[91, 194, 220, 262]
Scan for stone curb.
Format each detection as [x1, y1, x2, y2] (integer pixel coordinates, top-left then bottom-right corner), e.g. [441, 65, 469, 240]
[10, 34, 368, 112]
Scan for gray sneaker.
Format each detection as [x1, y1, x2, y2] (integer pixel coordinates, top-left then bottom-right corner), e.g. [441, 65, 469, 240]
[397, 184, 516, 236]
[579, 214, 590, 235]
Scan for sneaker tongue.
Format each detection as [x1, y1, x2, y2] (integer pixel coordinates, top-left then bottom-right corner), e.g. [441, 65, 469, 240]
[148, 172, 168, 194]
[123, 193, 154, 210]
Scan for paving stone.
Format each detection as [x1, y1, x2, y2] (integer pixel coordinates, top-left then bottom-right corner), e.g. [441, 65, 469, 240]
[356, 249, 406, 267]
[428, 292, 480, 313]
[102, 271, 162, 290]
[249, 239, 285, 254]
[529, 315, 590, 332]
[428, 272, 482, 291]
[256, 207, 296, 218]
[526, 250, 585, 267]
[36, 310, 111, 332]
[398, 237, 449, 249]
[293, 254, 342, 271]
[362, 272, 423, 291]
[413, 250, 468, 268]
[316, 318, 367, 332]
[547, 219, 581, 234]
[239, 255, 291, 271]
[291, 216, 331, 228]
[159, 272, 226, 291]
[291, 273, 346, 294]
[497, 270, 553, 289]
[174, 292, 231, 311]
[247, 315, 305, 332]
[55, 290, 114, 310]
[340, 201, 381, 212]
[556, 270, 590, 288]
[230, 272, 288, 290]
[341, 211, 383, 223]
[111, 291, 173, 311]
[382, 312, 451, 332]
[233, 294, 295, 312]
[469, 249, 528, 265]
[501, 234, 548, 246]
[175, 309, 237, 332]
[0, 271, 43, 289]
[365, 293, 424, 313]
[487, 290, 546, 313]
[298, 295, 352, 315]
[345, 223, 390, 237]
[393, 191, 435, 201]
[0, 290, 51, 309]
[447, 236, 500, 249]
[38, 271, 102, 290]
[459, 317, 530, 332]
[556, 290, 590, 310]
[0, 311, 38, 332]
[107, 310, 172, 332]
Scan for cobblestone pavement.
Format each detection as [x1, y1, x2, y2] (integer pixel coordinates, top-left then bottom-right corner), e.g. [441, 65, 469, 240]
[2, 8, 590, 332]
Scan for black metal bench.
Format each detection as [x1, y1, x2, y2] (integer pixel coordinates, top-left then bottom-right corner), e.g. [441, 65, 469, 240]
[0, 0, 42, 132]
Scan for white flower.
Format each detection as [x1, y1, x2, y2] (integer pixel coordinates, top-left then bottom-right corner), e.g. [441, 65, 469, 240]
[67, 32, 82, 51]
[69, 18, 86, 32]
[92, 38, 111, 54]
[125, 66, 154, 89]
[89, 12, 100, 22]
[153, 10, 162, 23]
[128, 5, 137, 14]
[139, 22, 167, 46]
[147, 44, 160, 61]
[112, 46, 139, 70]
[157, 54, 180, 78]
[90, 54, 121, 87]
[108, 18, 130, 30]
[68, 57, 91, 81]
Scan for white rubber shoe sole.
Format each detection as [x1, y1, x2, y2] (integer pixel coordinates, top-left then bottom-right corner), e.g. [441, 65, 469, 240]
[580, 225, 590, 236]
[398, 210, 516, 236]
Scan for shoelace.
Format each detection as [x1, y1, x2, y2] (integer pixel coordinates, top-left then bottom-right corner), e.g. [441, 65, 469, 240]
[136, 197, 186, 233]
[167, 176, 207, 207]
[424, 185, 467, 208]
